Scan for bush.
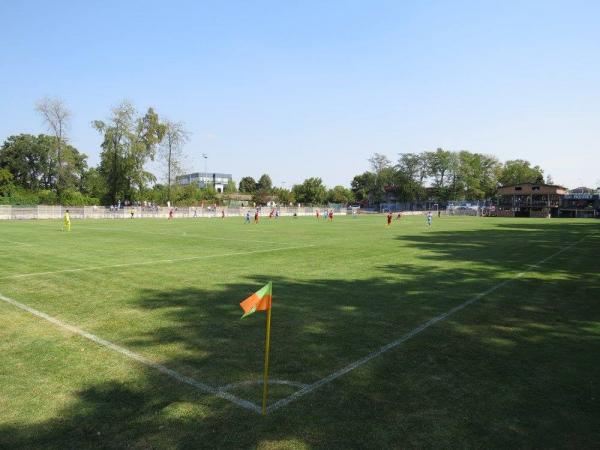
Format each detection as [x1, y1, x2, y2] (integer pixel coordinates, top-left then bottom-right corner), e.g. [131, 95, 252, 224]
[59, 189, 96, 206]
[0, 186, 39, 205]
[38, 189, 58, 205]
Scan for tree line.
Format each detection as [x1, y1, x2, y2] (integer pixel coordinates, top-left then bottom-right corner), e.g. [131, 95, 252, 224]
[0, 98, 552, 207]
[351, 150, 548, 205]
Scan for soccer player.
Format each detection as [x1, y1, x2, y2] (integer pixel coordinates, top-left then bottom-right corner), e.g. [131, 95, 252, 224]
[426, 211, 432, 227]
[328, 210, 334, 221]
[245, 211, 251, 224]
[396, 211, 402, 220]
[387, 211, 393, 227]
[254, 209, 259, 224]
[168, 209, 174, 220]
[63, 209, 71, 232]
[221, 209, 225, 219]
[316, 209, 320, 220]
[130, 208, 134, 219]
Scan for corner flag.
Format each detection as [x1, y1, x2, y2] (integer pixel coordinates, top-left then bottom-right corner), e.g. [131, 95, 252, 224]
[239, 281, 273, 415]
[240, 281, 272, 318]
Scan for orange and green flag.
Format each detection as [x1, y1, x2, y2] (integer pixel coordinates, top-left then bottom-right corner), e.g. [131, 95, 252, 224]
[240, 281, 272, 318]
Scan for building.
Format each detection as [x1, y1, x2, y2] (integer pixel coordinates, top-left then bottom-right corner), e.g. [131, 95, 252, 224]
[176, 172, 232, 194]
[496, 183, 567, 218]
[559, 187, 600, 218]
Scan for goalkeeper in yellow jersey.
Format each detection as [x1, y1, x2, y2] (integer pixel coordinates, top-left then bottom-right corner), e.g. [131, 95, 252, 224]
[63, 209, 71, 231]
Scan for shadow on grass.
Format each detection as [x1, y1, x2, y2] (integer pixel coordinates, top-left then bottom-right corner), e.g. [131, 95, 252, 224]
[1, 221, 599, 449]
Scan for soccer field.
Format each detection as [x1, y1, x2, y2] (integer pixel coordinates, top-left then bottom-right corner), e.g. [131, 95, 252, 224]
[1, 215, 599, 449]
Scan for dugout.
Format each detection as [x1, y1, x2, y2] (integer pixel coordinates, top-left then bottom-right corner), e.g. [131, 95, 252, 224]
[496, 183, 566, 218]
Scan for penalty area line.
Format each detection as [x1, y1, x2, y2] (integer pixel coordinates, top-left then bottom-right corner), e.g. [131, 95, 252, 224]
[0, 292, 262, 414]
[267, 235, 587, 414]
[0, 244, 315, 280]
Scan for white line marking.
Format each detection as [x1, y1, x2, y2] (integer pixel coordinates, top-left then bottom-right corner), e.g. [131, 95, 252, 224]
[218, 379, 308, 393]
[0, 244, 315, 280]
[0, 292, 262, 414]
[0, 239, 33, 246]
[267, 236, 587, 414]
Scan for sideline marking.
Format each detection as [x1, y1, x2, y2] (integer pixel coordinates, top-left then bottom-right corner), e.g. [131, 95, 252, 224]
[0, 292, 262, 414]
[266, 236, 587, 414]
[0, 245, 315, 280]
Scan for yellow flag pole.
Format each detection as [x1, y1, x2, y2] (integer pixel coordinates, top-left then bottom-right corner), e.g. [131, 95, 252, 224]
[261, 284, 273, 415]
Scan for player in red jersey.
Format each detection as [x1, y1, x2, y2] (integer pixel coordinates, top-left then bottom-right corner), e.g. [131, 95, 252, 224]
[387, 211, 393, 227]
[254, 210, 259, 223]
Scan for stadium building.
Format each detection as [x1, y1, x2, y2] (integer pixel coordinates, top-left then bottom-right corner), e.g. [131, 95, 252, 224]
[176, 172, 232, 193]
[496, 183, 567, 218]
[559, 187, 600, 218]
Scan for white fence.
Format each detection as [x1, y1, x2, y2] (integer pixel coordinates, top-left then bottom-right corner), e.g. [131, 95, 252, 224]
[0, 205, 347, 220]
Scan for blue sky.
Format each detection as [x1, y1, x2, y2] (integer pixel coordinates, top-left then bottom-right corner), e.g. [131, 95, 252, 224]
[1, 0, 599, 188]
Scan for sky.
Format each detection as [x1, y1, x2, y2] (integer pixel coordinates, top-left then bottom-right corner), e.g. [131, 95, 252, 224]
[1, 0, 599, 189]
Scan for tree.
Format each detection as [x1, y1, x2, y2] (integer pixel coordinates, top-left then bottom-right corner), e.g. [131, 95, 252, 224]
[499, 159, 544, 186]
[80, 167, 107, 201]
[351, 171, 377, 203]
[257, 174, 273, 191]
[292, 178, 327, 205]
[368, 153, 391, 174]
[0, 134, 87, 193]
[93, 102, 166, 204]
[36, 97, 71, 193]
[239, 176, 257, 193]
[327, 185, 355, 204]
[387, 170, 426, 202]
[397, 153, 427, 183]
[224, 179, 237, 194]
[0, 168, 13, 197]
[424, 148, 452, 188]
[272, 187, 295, 205]
[159, 120, 189, 202]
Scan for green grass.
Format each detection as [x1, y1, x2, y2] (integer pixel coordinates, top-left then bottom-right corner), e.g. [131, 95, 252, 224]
[1, 215, 599, 449]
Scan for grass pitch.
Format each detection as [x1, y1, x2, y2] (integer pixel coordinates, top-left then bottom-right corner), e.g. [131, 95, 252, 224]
[1, 215, 599, 449]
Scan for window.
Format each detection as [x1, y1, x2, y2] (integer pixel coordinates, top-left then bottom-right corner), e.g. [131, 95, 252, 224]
[532, 186, 540, 191]
[515, 186, 522, 191]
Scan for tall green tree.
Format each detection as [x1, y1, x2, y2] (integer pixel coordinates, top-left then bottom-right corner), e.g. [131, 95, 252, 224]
[239, 176, 257, 193]
[327, 185, 355, 204]
[368, 153, 392, 174]
[35, 97, 71, 193]
[351, 171, 377, 203]
[0, 134, 87, 192]
[272, 187, 295, 205]
[498, 159, 544, 186]
[159, 120, 189, 202]
[93, 102, 166, 204]
[224, 179, 237, 193]
[292, 177, 327, 205]
[397, 152, 428, 184]
[257, 174, 273, 191]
